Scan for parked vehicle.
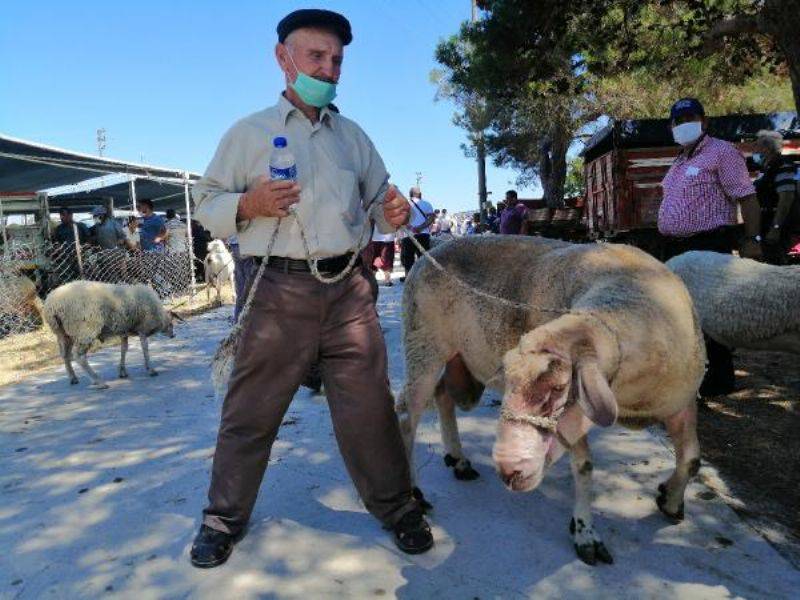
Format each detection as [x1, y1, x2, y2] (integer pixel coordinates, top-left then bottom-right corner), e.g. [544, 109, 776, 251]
[580, 112, 799, 257]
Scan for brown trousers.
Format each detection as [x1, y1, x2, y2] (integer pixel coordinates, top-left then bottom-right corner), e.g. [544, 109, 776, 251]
[203, 266, 415, 534]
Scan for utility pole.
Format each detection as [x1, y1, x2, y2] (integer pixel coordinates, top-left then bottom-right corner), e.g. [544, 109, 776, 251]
[96, 128, 107, 156]
[472, 0, 488, 224]
[415, 171, 423, 189]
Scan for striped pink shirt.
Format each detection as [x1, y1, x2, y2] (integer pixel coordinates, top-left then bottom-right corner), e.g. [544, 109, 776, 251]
[658, 135, 755, 237]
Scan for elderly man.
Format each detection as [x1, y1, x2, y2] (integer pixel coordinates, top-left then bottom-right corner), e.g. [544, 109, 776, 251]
[753, 129, 798, 265]
[189, 9, 433, 568]
[658, 97, 762, 397]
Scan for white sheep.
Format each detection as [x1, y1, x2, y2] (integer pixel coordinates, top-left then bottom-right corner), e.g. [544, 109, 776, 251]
[203, 239, 235, 306]
[667, 251, 800, 354]
[398, 236, 705, 565]
[43, 281, 179, 389]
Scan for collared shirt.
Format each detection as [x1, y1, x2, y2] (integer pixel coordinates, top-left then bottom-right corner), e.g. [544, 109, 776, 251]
[140, 213, 166, 251]
[500, 203, 527, 234]
[93, 218, 127, 249]
[658, 135, 755, 237]
[193, 94, 393, 259]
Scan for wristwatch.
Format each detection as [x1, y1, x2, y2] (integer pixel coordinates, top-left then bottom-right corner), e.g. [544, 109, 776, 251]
[772, 223, 781, 229]
[750, 234, 763, 243]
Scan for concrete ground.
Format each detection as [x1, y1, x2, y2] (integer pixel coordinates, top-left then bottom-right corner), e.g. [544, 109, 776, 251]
[1, 277, 799, 599]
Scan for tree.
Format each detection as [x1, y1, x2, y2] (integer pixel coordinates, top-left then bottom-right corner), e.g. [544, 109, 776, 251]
[563, 157, 584, 199]
[435, 1, 797, 208]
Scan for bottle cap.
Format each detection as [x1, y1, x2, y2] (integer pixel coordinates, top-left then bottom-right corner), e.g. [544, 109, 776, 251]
[273, 136, 287, 148]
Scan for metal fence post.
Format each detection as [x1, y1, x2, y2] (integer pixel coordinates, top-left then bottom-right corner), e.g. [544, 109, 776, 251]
[72, 222, 84, 278]
[183, 172, 197, 297]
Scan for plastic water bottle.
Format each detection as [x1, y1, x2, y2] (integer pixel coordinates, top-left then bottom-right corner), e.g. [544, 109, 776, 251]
[269, 136, 297, 181]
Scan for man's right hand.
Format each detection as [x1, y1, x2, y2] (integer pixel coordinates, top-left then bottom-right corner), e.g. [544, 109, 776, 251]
[237, 176, 301, 220]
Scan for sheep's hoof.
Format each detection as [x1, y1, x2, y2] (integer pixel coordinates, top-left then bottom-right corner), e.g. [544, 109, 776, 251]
[574, 540, 614, 566]
[656, 483, 685, 523]
[118, 370, 128, 379]
[148, 370, 159, 377]
[69, 377, 79, 385]
[412, 487, 433, 513]
[570, 518, 613, 566]
[444, 454, 480, 480]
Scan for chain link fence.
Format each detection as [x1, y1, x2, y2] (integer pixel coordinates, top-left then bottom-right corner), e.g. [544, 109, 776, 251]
[0, 240, 197, 338]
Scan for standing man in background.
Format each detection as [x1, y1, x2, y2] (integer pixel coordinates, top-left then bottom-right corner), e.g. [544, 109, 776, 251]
[400, 186, 434, 282]
[189, 9, 433, 568]
[499, 190, 527, 235]
[753, 129, 798, 265]
[658, 97, 761, 397]
[164, 208, 188, 254]
[136, 199, 167, 252]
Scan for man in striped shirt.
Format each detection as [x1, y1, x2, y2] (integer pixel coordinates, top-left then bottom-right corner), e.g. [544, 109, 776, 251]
[658, 97, 762, 397]
[753, 130, 798, 265]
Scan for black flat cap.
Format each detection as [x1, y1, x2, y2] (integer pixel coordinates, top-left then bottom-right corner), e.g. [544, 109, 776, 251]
[277, 9, 352, 45]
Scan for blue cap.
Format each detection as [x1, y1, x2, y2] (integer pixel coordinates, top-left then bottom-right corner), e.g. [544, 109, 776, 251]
[273, 136, 287, 148]
[670, 98, 705, 121]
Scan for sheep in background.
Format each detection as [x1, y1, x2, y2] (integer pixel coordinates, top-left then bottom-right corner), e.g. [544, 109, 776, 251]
[667, 251, 800, 354]
[203, 239, 235, 306]
[0, 275, 43, 328]
[43, 281, 180, 389]
[398, 236, 705, 565]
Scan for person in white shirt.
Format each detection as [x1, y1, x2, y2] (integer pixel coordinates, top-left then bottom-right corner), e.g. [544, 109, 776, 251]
[436, 208, 453, 236]
[400, 186, 434, 282]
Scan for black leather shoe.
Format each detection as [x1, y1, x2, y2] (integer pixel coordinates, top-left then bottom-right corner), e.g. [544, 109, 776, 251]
[392, 509, 433, 555]
[190, 524, 237, 568]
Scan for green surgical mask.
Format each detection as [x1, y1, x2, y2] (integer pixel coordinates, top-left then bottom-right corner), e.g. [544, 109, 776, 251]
[288, 52, 337, 108]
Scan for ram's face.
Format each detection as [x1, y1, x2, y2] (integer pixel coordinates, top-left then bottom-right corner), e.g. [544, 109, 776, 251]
[492, 347, 572, 492]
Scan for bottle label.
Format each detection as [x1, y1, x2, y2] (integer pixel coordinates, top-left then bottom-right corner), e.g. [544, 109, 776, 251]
[269, 165, 297, 181]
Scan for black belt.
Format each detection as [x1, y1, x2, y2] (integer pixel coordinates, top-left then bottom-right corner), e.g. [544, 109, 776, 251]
[255, 252, 359, 275]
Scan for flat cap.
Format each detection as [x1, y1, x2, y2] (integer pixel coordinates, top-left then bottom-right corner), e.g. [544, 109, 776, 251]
[277, 9, 352, 45]
[91, 205, 107, 217]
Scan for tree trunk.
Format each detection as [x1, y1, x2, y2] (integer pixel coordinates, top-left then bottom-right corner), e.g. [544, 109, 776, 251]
[761, 0, 800, 115]
[539, 123, 570, 208]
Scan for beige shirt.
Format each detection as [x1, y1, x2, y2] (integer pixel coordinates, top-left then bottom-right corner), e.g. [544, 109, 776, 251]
[193, 95, 394, 259]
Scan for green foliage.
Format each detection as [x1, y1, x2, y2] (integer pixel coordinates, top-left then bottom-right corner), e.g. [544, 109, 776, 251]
[563, 158, 585, 198]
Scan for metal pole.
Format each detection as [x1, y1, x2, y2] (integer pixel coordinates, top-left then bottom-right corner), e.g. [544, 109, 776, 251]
[183, 172, 197, 296]
[72, 222, 84, 278]
[129, 177, 137, 209]
[0, 197, 7, 255]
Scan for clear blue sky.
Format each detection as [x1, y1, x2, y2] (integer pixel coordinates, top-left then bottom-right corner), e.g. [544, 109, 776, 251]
[0, 0, 543, 213]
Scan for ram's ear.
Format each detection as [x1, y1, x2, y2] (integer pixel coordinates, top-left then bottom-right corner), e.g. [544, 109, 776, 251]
[574, 359, 617, 427]
[169, 310, 186, 323]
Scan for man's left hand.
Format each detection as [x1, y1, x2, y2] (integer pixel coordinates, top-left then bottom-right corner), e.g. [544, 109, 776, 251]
[383, 186, 410, 229]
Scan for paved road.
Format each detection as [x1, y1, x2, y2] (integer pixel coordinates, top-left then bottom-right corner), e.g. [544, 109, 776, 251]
[1, 282, 798, 599]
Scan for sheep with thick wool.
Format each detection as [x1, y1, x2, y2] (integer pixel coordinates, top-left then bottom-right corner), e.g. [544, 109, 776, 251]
[0, 275, 43, 326]
[398, 235, 705, 565]
[667, 251, 800, 354]
[204, 239, 235, 306]
[43, 281, 178, 388]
